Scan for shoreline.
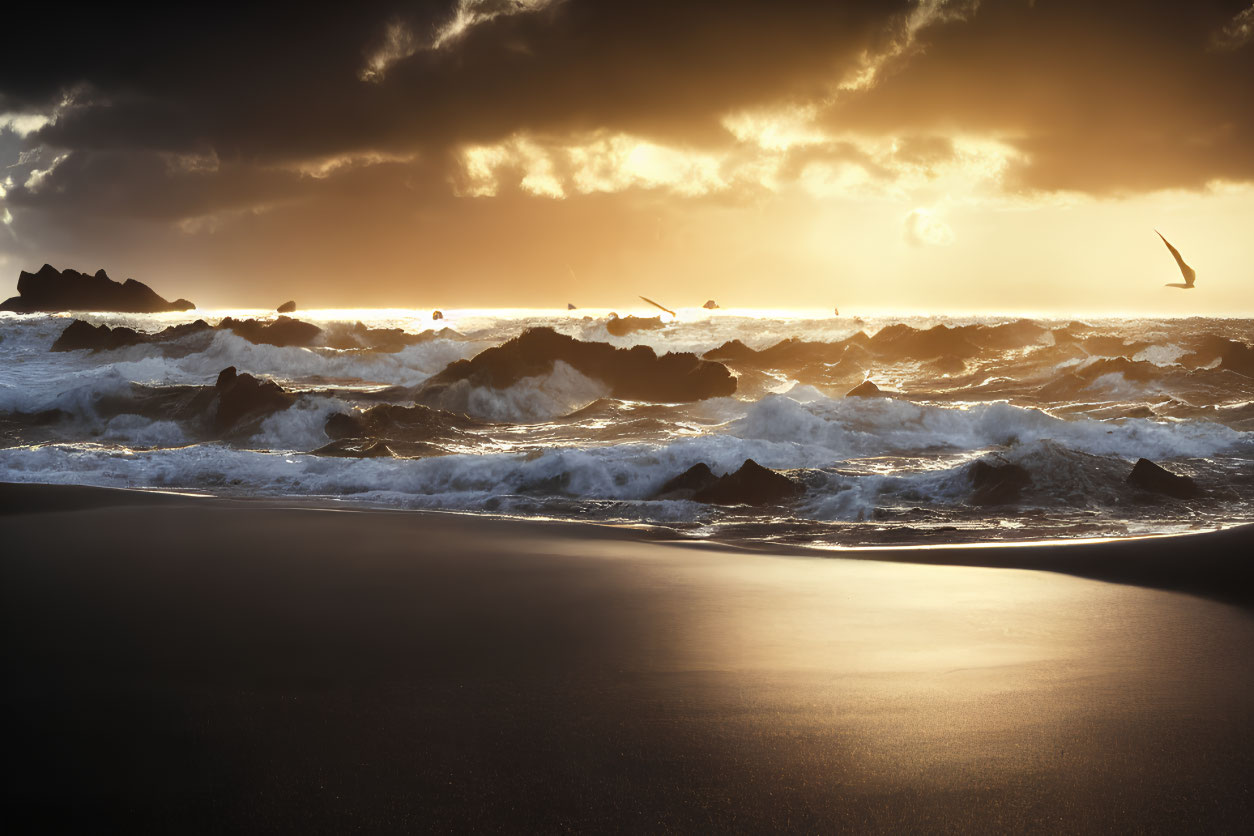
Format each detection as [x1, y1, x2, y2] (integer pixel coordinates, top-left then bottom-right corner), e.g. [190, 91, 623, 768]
[4, 481, 1252, 606]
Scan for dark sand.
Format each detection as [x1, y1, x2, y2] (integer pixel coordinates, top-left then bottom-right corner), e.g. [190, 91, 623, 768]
[2, 484, 1252, 832]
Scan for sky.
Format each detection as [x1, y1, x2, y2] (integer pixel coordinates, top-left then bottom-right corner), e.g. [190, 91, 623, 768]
[1, 0, 1252, 314]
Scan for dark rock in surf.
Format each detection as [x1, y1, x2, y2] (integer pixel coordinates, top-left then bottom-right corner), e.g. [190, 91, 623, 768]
[969, 460, 1032, 505]
[212, 366, 293, 434]
[326, 403, 481, 442]
[1, 264, 195, 313]
[703, 300, 719, 309]
[1127, 458, 1199, 499]
[322, 321, 463, 353]
[845, 380, 883, 398]
[219, 315, 323, 347]
[654, 463, 719, 498]
[277, 300, 297, 313]
[567, 303, 577, 310]
[51, 318, 214, 352]
[422, 327, 735, 403]
[691, 459, 798, 506]
[606, 315, 664, 337]
[432, 310, 444, 320]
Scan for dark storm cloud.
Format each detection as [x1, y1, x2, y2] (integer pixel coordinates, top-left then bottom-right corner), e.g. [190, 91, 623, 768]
[830, 0, 1254, 194]
[2, 0, 914, 223]
[3, 0, 1254, 235]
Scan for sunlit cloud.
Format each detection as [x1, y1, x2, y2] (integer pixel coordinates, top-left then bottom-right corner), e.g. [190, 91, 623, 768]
[722, 105, 828, 151]
[837, 0, 980, 93]
[23, 154, 68, 193]
[288, 151, 416, 179]
[360, 1, 559, 81]
[0, 111, 52, 136]
[1210, 3, 1254, 51]
[903, 207, 954, 246]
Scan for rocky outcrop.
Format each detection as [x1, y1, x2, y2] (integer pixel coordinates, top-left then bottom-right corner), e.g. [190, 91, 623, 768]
[606, 315, 665, 337]
[654, 463, 719, 498]
[277, 300, 297, 313]
[703, 300, 719, 310]
[432, 310, 444, 320]
[321, 322, 463, 353]
[969, 460, 1032, 505]
[691, 459, 798, 506]
[1127, 458, 1199, 499]
[1, 264, 194, 313]
[51, 319, 214, 352]
[845, 380, 883, 398]
[567, 303, 577, 310]
[218, 315, 323, 347]
[212, 366, 293, 434]
[326, 403, 482, 442]
[422, 327, 735, 403]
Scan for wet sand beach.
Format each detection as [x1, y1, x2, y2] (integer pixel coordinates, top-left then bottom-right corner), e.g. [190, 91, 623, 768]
[2, 484, 1252, 832]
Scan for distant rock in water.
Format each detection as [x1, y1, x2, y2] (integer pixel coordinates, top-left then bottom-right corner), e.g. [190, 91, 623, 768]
[432, 310, 444, 321]
[1127, 458, 1199, 499]
[51, 319, 213, 352]
[969, 460, 1032, 505]
[606, 315, 664, 336]
[422, 326, 736, 403]
[654, 463, 719, 498]
[703, 300, 719, 310]
[219, 315, 323, 347]
[567, 303, 577, 310]
[0, 264, 194, 313]
[212, 366, 293, 434]
[277, 300, 297, 313]
[690, 459, 798, 506]
[845, 380, 883, 398]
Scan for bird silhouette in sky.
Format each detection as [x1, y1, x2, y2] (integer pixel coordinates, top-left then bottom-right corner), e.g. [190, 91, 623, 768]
[1156, 230, 1196, 289]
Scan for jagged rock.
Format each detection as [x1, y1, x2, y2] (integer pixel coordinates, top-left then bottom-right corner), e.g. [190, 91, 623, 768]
[606, 315, 664, 336]
[212, 366, 293, 434]
[969, 460, 1032, 505]
[845, 380, 883, 398]
[422, 327, 735, 403]
[321, 322, 463, 352]
[703, 300, 719, 310]
[219, 315, 323, 347]
[433, 310, 444, 320]
[51, 319, 213, 352]
[691, 459, 798, 506]
[277, 300, 297, 313]
[326, 403, 481, 442]
[1127, 458, 1199, 499]
[654, 463, 719, 498]
[0, 264, 195, 313]
[567, 303, 577, 310]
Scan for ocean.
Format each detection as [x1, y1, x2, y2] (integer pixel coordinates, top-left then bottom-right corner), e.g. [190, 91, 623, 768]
[1, 308, 1251, 547]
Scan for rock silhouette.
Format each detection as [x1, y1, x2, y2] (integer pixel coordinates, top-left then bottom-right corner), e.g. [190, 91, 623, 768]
[51, 319, 213, 352]
[1, 264, 194, 313]
[845, 380, 883, 398]
[433, 310, 444, 320]
[219, 315, 323, 347]
[606, 315, 664, 336]
[212, 366, 293, 434]
[969, 460, 1032, 505]
[654, 463, 719, 498]
[277, 300, 297, 313]
[1127, 458, 1199, 499]
[703, 300, 719, 309]
[422, 327, 735, 403]
[690, 459, 798, 506]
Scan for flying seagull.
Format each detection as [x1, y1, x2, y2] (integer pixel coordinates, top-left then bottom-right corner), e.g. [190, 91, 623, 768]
[1156, 230, 1196, 289]
[639, 295, 676, 317]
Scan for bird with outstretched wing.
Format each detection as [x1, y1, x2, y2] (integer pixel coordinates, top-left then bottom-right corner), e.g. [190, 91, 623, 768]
[1156, 230, 1196, 289]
